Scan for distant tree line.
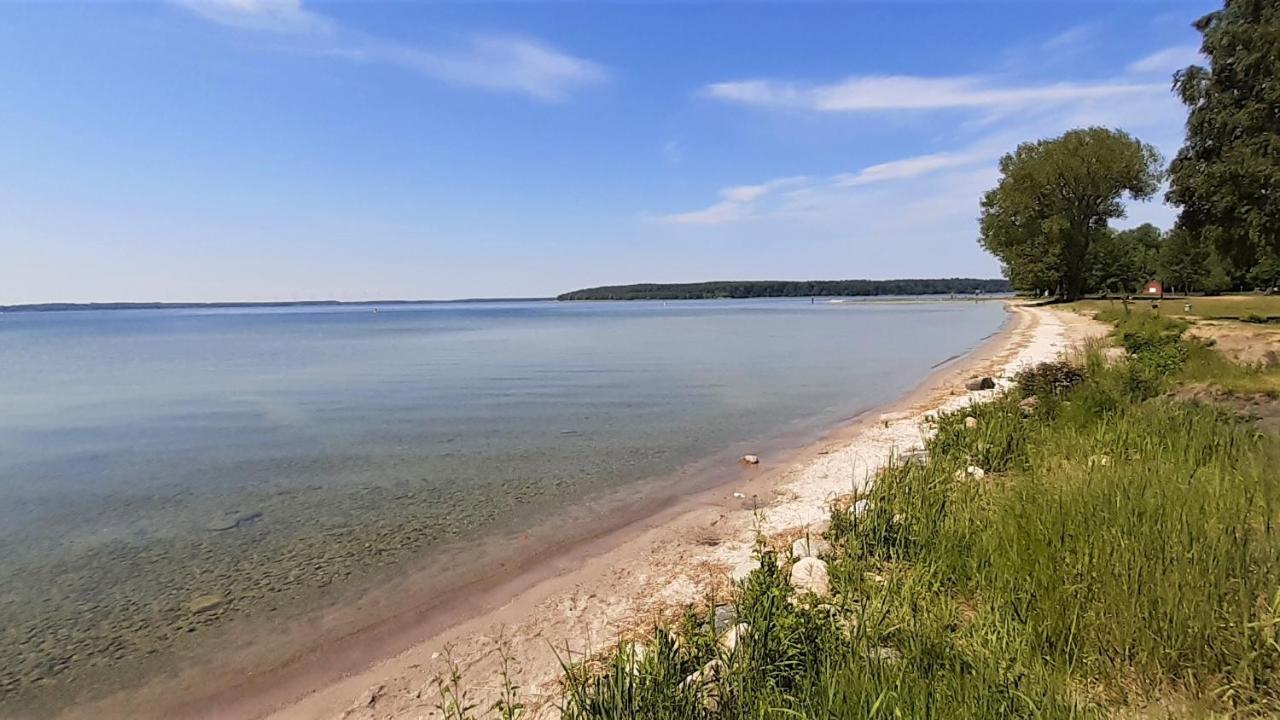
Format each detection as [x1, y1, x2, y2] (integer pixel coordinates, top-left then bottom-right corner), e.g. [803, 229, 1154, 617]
[978, 0, 1279, 299]
[557, 278, 1011, 301]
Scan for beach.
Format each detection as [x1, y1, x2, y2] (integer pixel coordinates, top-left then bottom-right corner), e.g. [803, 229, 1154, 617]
[58, 302, 1100, 720]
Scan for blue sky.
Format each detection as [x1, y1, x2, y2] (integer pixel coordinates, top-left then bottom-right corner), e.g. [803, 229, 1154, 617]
[0, 1, 1215, 303]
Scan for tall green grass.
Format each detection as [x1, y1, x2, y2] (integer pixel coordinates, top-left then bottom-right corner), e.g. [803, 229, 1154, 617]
[484, 313, 1280, 718]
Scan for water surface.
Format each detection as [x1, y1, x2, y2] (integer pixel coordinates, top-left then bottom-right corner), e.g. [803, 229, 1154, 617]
[0, 298, 1006, 713]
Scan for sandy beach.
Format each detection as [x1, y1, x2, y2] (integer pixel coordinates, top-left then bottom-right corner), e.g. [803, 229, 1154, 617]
[56, 302, 1106, 720]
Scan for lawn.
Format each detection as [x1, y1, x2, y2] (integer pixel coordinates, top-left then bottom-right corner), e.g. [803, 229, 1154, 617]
[1066, 294, 1280, 321]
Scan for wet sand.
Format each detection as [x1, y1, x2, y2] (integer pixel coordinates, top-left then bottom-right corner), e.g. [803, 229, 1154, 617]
[54, 302, 1106, 720]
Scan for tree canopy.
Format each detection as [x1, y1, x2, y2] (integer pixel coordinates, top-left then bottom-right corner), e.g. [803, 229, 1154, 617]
[979, 128, 1164, 299]
[1167, 0, 1280, 270]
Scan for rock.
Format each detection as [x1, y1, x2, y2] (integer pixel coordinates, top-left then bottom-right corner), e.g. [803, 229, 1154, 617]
[899, 448, 929, 466]
[188, 594, 227, 614]
[954, 465, 985, 480]
[718, 623, 748, 652]
[963, 416, 978, 429]
[205, 510, 262, 532]
[868, 646, 902, 664]
[791, 536, 831, 559]
[712, 604, 737, 633]
[741, 454, 760, 465]
[852, 499, 870, 516]
[789, 557, 830, 597]
[732, 492, 746, 499]
[1019, 395, 1040, 414]
[965, 377, 996, 391]
[730, 560, 760, 582]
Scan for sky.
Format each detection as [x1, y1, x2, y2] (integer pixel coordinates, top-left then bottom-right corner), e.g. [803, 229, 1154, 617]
[0, 0, 1217, 304]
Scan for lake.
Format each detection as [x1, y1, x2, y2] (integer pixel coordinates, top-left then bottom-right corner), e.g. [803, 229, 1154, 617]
[0, 297, 1007, 714]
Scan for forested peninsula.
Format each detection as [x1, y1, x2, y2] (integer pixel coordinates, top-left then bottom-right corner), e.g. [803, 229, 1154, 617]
[556, 278, 1011, 301]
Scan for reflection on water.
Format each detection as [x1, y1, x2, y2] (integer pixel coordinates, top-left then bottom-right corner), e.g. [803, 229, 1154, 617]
[0, 298, 1006, 713]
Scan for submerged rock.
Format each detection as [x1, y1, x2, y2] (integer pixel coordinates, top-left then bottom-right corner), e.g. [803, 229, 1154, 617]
[205, 510, 263, 532]
[188, 594, 227, 614]
[789, 557, 830, 597]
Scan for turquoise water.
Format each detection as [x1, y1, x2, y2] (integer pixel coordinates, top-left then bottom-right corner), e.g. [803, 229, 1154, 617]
[0, 297, 1006, 712]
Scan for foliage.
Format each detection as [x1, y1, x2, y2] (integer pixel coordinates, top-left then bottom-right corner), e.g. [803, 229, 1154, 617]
[556, 278, 1011, 301]
[1013, 359, 1085, 398]
[1086, 223, 1163, 295]
[1158, 227, 1211, 293]
[979, 128, 1164, 299]
[1167, 0, 1280, 268]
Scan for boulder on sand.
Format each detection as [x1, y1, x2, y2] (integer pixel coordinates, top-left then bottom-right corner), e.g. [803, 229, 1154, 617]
[741, 454, 760, 465]
[789, 557, 830, 597]
[791, 536, 831, 559]
[965, 377, 997, 391]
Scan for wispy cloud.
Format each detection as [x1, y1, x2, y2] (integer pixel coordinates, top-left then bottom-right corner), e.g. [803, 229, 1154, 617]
[1043, 23, 1096, 51]
[1127, 44, 1203, 75]
[661, 177, 807, 225]
[168, 0, 608, 101]
[170, 0, 333, 34]
[703, 75, 1166, 113]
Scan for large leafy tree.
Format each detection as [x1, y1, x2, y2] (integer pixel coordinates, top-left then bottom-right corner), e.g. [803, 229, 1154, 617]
[979, 128, 1164, 299]
[1160, 227, 1211, 293]
[1167, 0, 1280, 268]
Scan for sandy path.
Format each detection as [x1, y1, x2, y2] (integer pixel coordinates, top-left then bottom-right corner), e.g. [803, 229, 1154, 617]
[246, 304, 1105, 720]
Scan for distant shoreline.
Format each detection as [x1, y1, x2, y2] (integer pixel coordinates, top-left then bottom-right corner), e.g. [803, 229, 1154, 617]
[0, 298, 552, 313]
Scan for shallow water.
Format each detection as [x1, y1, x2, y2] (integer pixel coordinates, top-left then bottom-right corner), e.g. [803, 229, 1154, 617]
[0, 297, 1006, 713]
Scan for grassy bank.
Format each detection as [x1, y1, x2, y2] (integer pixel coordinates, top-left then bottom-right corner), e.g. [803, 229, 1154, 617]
[532, 310, 1280, 719]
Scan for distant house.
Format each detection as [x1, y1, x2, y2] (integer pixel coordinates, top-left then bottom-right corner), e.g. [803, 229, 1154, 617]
[1143, 280, 1164, 297]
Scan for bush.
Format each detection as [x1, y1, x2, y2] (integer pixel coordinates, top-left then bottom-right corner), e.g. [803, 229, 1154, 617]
[1014, 359, 1085, 398]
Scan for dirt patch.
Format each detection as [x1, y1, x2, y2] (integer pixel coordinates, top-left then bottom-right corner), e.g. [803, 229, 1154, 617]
[1173, 384, 1280, 435]
[1187, 320, 1280, 367]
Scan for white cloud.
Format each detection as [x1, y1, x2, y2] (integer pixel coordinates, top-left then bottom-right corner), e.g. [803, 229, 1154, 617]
[168, 0, 607, 101]
[833, 151, 980, 187]
[1127, 44, 1203, 75]
[704, 75, 1166, 113]
[660, 177, 807, 225]
[1043, 23, 1096, 51]
[170, 0, 333, 34]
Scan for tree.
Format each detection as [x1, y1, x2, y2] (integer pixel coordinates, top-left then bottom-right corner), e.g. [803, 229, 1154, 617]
[1117, 223, 1163, 282]
[1167, 0, 1280, 269]
[1160, 227, 1210, 293]
[1088, 223, 1165, 295]
[979, 128, 1164, 299]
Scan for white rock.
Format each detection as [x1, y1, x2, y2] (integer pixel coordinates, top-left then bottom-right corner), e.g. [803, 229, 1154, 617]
[732, 491, 746, 499]
[718, 623, 749, 652]
[791, 536, 831, 559]
[741, 454, 759, 464]
[789, 557, 830, 596]
[730, 559, 760, 582]
[852, 499, 870, 516]
[954, 465, 985, 480]
[964, 416, 978, 429]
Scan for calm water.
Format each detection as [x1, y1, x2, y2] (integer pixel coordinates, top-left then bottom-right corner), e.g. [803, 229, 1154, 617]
[0, 298, 1006, 712]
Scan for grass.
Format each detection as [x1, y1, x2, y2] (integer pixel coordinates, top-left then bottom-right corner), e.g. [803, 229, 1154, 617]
[1067, 295, 1280, 322]
[545, 311, 1280, 719]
